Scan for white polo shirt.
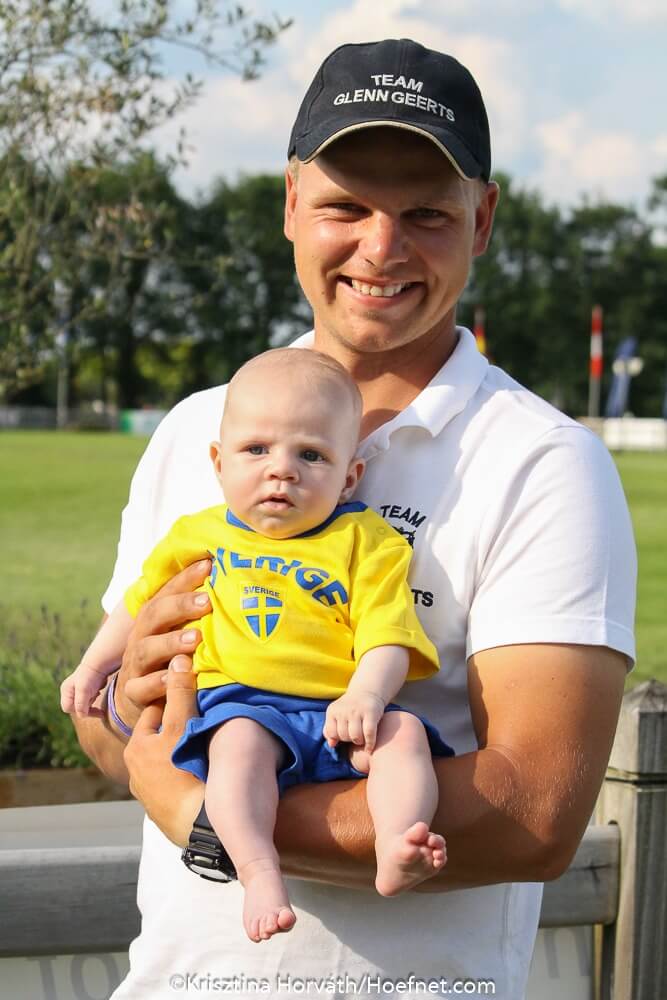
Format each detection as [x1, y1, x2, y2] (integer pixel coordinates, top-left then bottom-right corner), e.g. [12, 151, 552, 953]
[105, 328, 635, 1000]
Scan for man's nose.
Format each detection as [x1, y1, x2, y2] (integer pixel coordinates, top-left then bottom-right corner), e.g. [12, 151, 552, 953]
[359, 212, 409, 269]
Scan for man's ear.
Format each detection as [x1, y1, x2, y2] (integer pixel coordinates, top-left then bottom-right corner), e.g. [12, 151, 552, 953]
[284, 166, 297, 243]
[472, 180, 500, 258]
[209, 440, 223, 484]
[339, 457, 366, 503]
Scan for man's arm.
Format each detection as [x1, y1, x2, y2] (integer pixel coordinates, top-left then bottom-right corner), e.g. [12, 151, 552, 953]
[276, 642, 626, 889]
[126, 640, 626, 890]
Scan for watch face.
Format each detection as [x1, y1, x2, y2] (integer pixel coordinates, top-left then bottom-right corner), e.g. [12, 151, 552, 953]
[182, 847, 236, 882]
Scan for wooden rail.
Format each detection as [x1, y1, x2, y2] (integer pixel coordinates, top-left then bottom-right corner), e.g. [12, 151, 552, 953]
[0, 680, 665, 1000]
[0, 824, 621, 957]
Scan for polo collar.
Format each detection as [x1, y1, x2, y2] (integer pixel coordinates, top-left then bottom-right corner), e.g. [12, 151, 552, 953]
[290, 327, 488, 452]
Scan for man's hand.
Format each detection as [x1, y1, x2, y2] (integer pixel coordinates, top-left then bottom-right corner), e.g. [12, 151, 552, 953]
[124, 656, 205, 847]
[112, 558, 212, 733]
[323, 690, 385, 753]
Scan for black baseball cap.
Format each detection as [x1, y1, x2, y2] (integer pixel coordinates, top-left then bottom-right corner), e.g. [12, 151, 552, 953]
[288, 39, 491, 181]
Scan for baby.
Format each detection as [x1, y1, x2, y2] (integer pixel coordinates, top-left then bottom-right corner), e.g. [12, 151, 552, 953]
[61, 348, 453, 943]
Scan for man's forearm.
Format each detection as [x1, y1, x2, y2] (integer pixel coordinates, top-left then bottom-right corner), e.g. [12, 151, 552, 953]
[275, 747, 562, 892]
[71, 681, 130, 786]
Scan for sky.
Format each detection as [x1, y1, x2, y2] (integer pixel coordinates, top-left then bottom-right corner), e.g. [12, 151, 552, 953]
[153, 0, 667, 212]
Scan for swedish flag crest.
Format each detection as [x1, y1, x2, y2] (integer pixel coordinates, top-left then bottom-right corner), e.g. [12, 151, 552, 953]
[242, 591, 283, 640]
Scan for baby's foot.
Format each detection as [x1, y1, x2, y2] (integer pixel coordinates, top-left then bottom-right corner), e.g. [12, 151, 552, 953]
[239, 859, 297, 942]
[375, 821, 447, 897]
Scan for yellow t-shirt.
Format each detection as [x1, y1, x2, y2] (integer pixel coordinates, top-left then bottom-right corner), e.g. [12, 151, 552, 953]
[124, 502, 439, 699]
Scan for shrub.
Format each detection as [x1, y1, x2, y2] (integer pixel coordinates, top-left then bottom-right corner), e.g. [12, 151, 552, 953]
[0, 603, 96, 768]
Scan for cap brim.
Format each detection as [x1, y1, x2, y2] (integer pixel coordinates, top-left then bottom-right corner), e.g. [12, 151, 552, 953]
[296, 120, 483, 181]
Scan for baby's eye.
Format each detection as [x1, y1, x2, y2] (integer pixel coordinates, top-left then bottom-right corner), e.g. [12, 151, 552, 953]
[247, 444, 267, 455]
[301, 449, 324, 462]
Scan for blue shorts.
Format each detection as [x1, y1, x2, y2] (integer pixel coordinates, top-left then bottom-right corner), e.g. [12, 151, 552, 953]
[172, 684, 454, 795]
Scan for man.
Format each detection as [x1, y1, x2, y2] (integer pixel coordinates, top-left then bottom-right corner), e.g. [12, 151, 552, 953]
[73, 39, 635, 1000]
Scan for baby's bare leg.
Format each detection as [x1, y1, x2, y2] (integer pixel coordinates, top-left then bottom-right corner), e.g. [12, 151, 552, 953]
[206, 717, 296, 942]
[350, 711, 446, 896]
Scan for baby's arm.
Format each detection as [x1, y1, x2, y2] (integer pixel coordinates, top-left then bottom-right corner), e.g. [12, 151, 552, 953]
[323, 646, 409, 753]
[60, 602, 135, 718]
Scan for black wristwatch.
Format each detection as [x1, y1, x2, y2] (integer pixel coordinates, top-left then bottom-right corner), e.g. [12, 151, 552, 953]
[181, 803, 238, 882]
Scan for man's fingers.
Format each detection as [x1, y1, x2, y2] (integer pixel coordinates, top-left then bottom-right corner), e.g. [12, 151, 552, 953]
[160, 656, 199, 738]
[126, 628, 201, 679]
[132, 702, 165, 736]
[125, 670, 169, 708]
[134, 591, 210, 640]
[155, 558, 212, 598]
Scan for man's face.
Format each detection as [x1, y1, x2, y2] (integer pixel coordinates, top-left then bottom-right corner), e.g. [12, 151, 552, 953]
[284, 128, 498, 364]
[210, 369, 364, 540]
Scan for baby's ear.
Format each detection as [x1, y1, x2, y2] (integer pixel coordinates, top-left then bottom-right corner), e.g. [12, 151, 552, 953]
[210, 441, 223, 482]
[339, 456, 366, 502]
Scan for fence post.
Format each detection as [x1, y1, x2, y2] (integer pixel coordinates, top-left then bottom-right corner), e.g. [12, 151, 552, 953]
[594, 679, 667, 1000]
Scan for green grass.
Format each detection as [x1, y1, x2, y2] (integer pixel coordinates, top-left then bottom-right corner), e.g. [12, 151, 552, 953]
[613, 451, 667, 687]
[0, 431, 147, 622]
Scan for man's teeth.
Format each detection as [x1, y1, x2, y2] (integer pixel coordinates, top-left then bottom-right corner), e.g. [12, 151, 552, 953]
[350, 279, 410, 297]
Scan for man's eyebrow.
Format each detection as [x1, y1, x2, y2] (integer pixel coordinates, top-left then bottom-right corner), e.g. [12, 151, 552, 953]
[309, 183, 352, 201]
[412, 182, 460, 205]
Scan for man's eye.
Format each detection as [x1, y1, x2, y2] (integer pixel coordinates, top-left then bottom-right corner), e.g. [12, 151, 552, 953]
[247, 445, 266, 455]
[411, 207, 444, 222]
[301, 449, 324, 462]
[328, 203, 361, 214]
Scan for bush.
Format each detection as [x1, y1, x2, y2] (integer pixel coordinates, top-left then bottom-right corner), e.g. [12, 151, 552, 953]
[0, 603, 96, 768]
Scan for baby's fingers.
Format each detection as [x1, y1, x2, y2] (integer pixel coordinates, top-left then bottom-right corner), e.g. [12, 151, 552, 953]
[345, 713, 366, 747]
[362, 717, 378, 753]
[323, 715, 340, 747]
[74, 687, 94, 718]
[60, 677, 75, 714]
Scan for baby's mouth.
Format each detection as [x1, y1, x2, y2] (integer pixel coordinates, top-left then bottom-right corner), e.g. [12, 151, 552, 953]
[261, 495, 294, 508]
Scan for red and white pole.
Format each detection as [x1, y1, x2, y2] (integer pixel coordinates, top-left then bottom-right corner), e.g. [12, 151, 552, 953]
[474, 306, 487, 356]
[588, 305, 603, 417]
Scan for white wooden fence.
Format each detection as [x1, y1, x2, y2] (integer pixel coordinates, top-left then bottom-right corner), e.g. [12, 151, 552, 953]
[0, 680, 665, 999]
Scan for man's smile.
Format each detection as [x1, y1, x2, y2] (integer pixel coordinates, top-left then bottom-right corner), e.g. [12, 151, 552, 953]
[338, 276, 420, 306]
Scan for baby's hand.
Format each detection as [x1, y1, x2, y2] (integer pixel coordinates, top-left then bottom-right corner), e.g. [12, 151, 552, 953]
[323, 690, 385, 753]
[60, 663, 109, 719]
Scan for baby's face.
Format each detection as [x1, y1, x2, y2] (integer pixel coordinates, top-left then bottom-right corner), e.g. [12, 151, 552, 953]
[211, 369, 364, 539]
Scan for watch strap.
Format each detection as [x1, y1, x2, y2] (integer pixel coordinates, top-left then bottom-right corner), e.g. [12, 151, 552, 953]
[181, 803, 238, 882]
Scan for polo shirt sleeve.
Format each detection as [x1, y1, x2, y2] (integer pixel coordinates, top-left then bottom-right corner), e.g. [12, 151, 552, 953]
[100, 397, 197, 613]
[467, 425, 636, 663]
[349, 521, 440, 680]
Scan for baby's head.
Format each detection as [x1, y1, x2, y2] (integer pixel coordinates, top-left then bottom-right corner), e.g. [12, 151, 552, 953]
[210, 348, 365, 539]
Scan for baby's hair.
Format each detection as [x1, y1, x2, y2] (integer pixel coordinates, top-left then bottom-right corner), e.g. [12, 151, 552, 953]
[225, 348, 363, 427]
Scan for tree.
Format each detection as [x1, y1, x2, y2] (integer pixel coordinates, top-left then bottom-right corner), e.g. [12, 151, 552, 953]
[0, 0, 291, 397]
[175, 173, 310, 397]
[463, 173, 666, 417]
[59, 152, 190, 409]
[38, 169, 308, 410]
